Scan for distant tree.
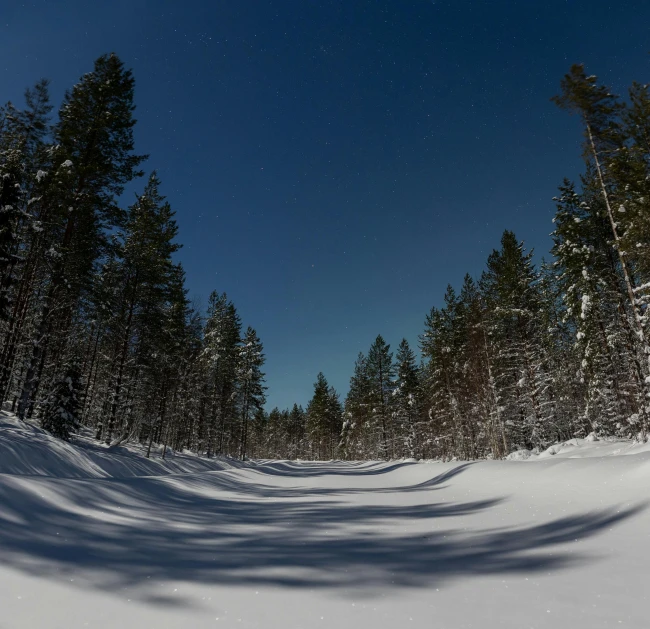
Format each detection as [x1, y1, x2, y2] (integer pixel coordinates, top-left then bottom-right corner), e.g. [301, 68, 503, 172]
[202, 291, 241, 456]
[237, 327, 266, 460]
[366, 335, 395, 458]
[306, 372, 341, 459]
[341, 352, 371, 459]
[392, 339, 422, 458]
[480, 231, 549, 449]
[288, 403, 306, 458]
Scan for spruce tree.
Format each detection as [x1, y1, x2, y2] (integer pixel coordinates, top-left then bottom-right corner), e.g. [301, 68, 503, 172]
[40, 364, 83, 440]
[288, 403, 306, 458]
[553, 65, 650, 437]
[366, 334, 395, 458]
[237, 327, 266, 460]
[420, 286, 473, 459]
[552, 179, 640, 435]
[481, 231, 549, 449]
[249, 406, 269, 458]
[392, 339, 422, 458]
[306, 372, 333, 459]
[202, 292, 241, 456]
[341, 352, 371, 459]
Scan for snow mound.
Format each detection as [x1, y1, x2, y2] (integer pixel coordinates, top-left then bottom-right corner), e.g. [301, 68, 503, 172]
[0, 411, 241, 479]
[502, 436, 650, 461]
[534, 436, 650, 459]
[506, 449, 534, 461]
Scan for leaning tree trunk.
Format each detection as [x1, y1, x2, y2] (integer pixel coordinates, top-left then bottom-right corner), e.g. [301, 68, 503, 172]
[587, 122, 649, 437]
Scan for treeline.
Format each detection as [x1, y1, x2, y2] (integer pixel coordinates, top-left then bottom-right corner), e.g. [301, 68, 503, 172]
[3, 57, 650, 461]
[255, 64, 650, 460]
[0, 54, 266, 459]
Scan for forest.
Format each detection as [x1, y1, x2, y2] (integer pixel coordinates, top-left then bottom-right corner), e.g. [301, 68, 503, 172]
[2, 54, 650, 461]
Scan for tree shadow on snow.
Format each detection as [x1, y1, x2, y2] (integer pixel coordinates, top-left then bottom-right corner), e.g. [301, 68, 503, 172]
[207, 462, 475, 498]
[0, 465, 644, 603]
[250, 460, 421, 477]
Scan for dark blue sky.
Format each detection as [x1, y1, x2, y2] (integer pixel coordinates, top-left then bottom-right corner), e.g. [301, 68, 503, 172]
[2, 1, 649, 409]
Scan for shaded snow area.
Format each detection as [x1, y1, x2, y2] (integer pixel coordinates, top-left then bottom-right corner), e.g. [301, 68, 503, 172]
[1, 413, 649, 628]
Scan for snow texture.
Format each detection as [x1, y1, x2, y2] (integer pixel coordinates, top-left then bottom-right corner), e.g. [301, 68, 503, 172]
[1, 411, 649, 628]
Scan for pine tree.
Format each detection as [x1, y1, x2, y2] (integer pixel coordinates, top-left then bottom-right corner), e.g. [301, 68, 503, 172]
[151, 263, 193, 459]
[96, 172, 180, 443]
[0, 159, 22, 320]
[0, 79, 52, 399]
[16, 53, 146, 420]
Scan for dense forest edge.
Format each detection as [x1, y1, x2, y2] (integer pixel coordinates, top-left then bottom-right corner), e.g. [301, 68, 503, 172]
[1, 54, 650, 461]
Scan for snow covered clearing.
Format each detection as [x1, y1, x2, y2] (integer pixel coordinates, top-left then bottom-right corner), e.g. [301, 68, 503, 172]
[1, 412, 649, 629]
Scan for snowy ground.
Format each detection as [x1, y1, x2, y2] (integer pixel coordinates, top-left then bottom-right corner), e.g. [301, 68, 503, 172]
[1, 414, 649, 628]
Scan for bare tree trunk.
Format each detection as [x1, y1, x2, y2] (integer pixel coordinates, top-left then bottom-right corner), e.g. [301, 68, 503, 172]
[239, 381, 250, 460]
[16, 296, 52, 419]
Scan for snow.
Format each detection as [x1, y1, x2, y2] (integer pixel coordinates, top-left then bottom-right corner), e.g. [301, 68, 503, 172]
[506, 448, 536, 460]
[2, 412, 650, 628]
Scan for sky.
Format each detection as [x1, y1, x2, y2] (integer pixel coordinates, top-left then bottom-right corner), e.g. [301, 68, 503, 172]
[2, 0, 649, 410]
